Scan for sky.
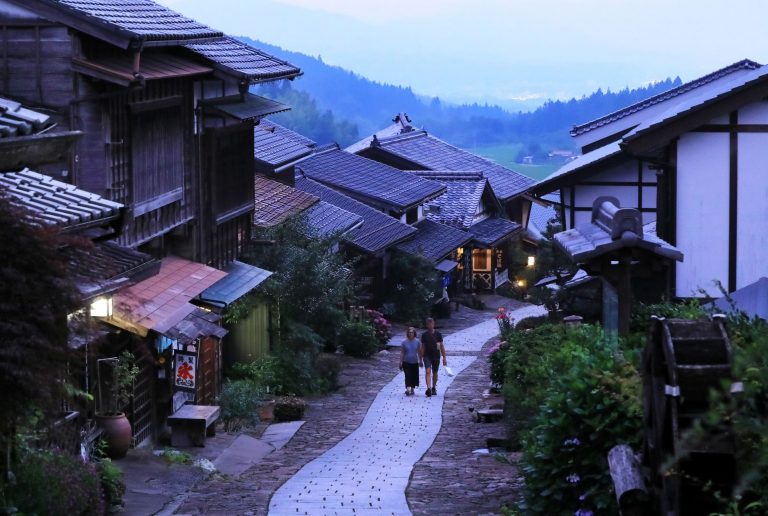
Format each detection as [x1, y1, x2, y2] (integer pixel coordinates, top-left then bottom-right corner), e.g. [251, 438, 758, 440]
[157, 0, 768, 109]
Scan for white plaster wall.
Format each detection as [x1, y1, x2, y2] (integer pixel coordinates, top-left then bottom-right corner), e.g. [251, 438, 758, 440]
[642, 187, 657, 209]
[591, 160, 638, 182]
[738, 102, 768, 124]
[676, 133, 729, 297]
[737, 133, 768, 288]
[574, 185, 637, 207]
[574, 210, 592, 227]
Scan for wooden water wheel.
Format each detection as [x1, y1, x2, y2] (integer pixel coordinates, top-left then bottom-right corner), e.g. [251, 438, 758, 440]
[642, 315, 737, 515]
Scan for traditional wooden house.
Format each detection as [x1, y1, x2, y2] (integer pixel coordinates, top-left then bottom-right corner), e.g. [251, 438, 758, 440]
[0, 0, 300, 268]
[409, 170, 523, 291]
[530, 59, 768, 298]
[347, 114, 536, 226]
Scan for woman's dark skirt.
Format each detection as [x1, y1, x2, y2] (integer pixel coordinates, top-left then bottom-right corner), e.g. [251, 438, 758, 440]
[403, 362, 420, 388]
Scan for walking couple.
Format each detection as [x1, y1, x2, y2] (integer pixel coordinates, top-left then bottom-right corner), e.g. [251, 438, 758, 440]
[399, 317, 447, 397]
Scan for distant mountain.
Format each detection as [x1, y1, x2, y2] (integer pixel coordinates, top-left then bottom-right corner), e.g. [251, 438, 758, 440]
[242, 36, 683, 153]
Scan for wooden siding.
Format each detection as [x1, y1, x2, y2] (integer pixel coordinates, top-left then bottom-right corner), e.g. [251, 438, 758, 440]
[210, 212, 250, 269]
[225, 302, 270, 366]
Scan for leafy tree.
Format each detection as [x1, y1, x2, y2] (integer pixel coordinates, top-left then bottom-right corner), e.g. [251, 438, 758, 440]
[381, 251, 441, 326]
[0, 197, 80, 485]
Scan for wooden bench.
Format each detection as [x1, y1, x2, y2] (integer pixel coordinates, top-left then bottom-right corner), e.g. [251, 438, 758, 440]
[168, 404, 220, 447]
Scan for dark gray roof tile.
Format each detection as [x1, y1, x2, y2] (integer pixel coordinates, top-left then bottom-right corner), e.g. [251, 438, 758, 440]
[184, 36, 301, 82]
[296, 147, 445, 211]
[396, 219, 471, 264]
[372, 131, 534, 200]
[295, 177, 416, 254]
[304, 201, 363, 237]
[254, 119, 316, 167]
[468, 217, 522, 247]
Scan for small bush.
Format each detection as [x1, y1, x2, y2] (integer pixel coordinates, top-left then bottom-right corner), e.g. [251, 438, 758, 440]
[339, 321, 379, 358]
[228, 356, 280, 391]
[366, 309, 392, 348]
[97, 457, 125, 509]
[382, 251, 441, 325]
[9, 449, 104, 515]
[219, 379, 265, 432]
[315, 353, 342, 392]
[273, 395, 307, 422]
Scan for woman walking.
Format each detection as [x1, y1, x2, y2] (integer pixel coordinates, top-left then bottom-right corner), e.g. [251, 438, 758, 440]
[400, 327, 421, 396]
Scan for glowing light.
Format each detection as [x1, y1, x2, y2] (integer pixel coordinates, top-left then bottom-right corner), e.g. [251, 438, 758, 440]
[517, 279, 526, 288]
[527, 256, 536, 267]
[89, 296, 113, 318]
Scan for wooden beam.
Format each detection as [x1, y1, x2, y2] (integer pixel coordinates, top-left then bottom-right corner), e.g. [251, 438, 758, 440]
[729, 111, 738, 293]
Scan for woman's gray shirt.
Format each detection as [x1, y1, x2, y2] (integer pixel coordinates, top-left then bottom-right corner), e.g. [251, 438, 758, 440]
[401, 338, 420, 363]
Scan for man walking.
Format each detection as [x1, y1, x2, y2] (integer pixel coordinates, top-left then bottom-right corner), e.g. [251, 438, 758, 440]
[420, 317, 446, 397]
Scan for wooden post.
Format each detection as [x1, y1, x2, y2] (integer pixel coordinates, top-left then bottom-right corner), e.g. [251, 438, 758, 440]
[608, 444, 648, 515]
[618, 255, 632, 337]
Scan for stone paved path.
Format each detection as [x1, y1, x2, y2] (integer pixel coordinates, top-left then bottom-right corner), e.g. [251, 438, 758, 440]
[268, 304, 546, 516]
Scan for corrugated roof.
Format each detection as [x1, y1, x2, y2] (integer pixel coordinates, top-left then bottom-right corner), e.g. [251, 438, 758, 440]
[296, 147, 445, 211]
[304, 200, 363, 237]
[295, 176, 416, 254]
[571, 59, 762, 136]
[254, 119, 316, 167]
[201, 93, 290, 121]
[164, 307, 227, 345]
[199, 260, 272, 306]
[396, 219, 471, 264]
[184, 36, 301, 83]
[370, 130, 535, 201]
[72, 51, 213, 86]
[467, 217, 522, 247]
[0, 168, 122, 229]
[44, 0, 222, 42]
[111, 256, 227, 337]
[253, 176, 318, 228]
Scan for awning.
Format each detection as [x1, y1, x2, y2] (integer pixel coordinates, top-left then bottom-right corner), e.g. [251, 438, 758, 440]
[435, 259, 459, 273]
[164, 308, 228, 345]
[201, 93, 290, 121]
[72, 53, 213, 87]
[198, 260, 272, 307]
[109, 256, 227, 337]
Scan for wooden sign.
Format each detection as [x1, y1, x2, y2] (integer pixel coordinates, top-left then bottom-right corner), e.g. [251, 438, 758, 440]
[174, 352, 197, 393]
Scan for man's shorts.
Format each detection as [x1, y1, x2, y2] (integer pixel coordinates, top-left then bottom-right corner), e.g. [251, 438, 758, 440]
[423, 355, 441, 372]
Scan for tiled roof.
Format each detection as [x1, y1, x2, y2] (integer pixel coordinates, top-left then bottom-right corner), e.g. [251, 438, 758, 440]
[554, 199, 682, 262]
[572, 59, 762, 136]
[254, 119, 316, 167]
[184, 36, 301, 83]
[370, 131, 535, 201]
[199, 260, 272, 307]
[200, 93, 290, 121]
[64, 240, 159, 299]
[467, 217, 522, 247]
[528, 193, 559, 240]
[0, 168, 122, 230]
[396, 219, 471, 264]
[0, 97, 52, 137]
[345, 112, 413, 154]
[295, 176, 416, 254]
[111, 256, 227, 336]
[296, 147, 445, 211]
[305, 201, 363, 237]
[253, 176, 318, 228]
[409, 170, 488, 230]
[164, 307, 227, 345]
[45, 0, 222, 42]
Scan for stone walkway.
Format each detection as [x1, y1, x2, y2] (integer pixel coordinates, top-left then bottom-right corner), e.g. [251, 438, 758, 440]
[268, 304, 546, 515]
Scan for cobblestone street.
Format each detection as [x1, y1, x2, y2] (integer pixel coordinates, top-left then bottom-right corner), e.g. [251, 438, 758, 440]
[175, 301, 544, 515]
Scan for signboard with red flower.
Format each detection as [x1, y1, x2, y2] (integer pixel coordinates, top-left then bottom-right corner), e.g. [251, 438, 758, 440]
[174, 352, 197, 393]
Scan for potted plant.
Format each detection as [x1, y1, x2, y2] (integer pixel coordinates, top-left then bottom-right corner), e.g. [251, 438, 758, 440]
[95, 351, 139, 458]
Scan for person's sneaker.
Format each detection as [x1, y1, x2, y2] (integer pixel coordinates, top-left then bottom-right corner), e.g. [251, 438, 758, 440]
[426, 388, 432, 397]
[431, 387, 437, 396]
[405, 389, 410, 396]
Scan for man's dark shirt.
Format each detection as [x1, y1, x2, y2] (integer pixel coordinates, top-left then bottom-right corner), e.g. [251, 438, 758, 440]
[421, 330, 443, 359]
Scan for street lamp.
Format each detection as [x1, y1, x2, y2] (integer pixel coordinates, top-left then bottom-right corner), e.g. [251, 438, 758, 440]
[89, 296, 113, 318]
[527, 256, 536, 267]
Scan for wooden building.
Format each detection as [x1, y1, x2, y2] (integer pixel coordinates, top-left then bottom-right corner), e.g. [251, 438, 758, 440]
[0, 0, 300, 268]
[347, 113, 537, 228]
[530, 59, 768, 298]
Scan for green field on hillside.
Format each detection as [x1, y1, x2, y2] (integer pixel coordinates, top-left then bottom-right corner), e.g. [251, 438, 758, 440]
[472, 144, 561, 180]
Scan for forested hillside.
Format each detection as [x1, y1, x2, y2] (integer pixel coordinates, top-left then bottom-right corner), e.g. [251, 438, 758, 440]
[244, 36, 683, 155]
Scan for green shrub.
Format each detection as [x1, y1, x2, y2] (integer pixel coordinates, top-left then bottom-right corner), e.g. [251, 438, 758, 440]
[382, 251, 441, 325]
[315, 353, 342, 392]
[518, 325, 642, 515]
[8, 449, 103, 515]
[273, 395, 307, 422]
[229, 356, 280, 391]
[219, 379, 265, 432]
[339, 321, 379, 358]
[97, 457, 125, 509]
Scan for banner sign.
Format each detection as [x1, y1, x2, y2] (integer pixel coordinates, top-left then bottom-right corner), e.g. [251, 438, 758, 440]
[174, 352, 197, 393]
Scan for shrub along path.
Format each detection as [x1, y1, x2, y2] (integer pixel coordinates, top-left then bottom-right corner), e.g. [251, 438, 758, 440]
[178, 301, 544, 515]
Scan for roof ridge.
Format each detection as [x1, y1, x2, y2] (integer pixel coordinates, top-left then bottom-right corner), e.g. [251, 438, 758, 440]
[571, 58, 762, 136]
